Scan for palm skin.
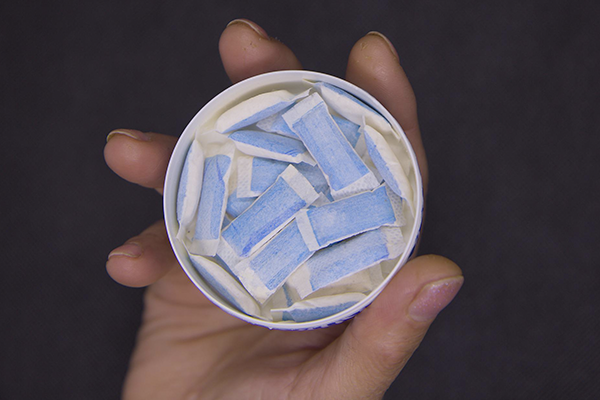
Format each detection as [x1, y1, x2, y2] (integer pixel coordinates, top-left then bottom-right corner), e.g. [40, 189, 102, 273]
[125, 263, 352, 399]
[105, 19, 463, 400]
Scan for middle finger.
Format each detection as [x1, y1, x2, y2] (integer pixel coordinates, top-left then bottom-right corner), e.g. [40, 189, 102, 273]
[219, 19, 302, 83]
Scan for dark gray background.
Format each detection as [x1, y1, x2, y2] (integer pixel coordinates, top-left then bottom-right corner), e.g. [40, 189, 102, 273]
[2, 0, 599, 398]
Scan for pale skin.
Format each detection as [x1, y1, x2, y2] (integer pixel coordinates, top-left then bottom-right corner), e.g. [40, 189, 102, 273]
[104, 19, 463, 400]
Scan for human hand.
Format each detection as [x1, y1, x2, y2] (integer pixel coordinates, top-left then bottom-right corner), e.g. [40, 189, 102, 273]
[104, 19, 463, 400]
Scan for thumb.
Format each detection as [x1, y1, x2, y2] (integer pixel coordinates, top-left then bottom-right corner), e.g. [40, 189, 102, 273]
[331, 255, 463, 399]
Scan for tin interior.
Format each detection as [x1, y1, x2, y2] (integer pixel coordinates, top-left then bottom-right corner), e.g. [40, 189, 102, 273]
[163, 70, 424, 330]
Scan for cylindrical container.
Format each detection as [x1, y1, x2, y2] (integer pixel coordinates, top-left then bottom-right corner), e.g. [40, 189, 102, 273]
[163, 70, 423, 330]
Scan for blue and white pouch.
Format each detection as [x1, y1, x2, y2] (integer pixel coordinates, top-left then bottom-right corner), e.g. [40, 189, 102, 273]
[295, 185, 399, 252]
[332, 115, 361, 148]
[189, 254, 261, 317]
[316, 83, 415, 203]
[362, 124, 414, 215]
[218, 164, 320, 264]
[230, 219, 316, 304]
[314, 82, 395, 137]
[362, 151, 384, 184]
[285, 226, 406, 300]
[176, 137, 204, 242]
[282, 93, 380, 200]
[271, 292, 367, 323]
[285, 264, 384, 301]
[186, 134, 236, 256]
[215, 89, 310, 133]
[236, 155, 329, 200]
[229, 130, 316, 165]
[236, 155, 289, 198]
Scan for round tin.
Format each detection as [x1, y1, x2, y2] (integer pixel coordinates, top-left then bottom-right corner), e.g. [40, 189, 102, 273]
[163, 70, 423, 330]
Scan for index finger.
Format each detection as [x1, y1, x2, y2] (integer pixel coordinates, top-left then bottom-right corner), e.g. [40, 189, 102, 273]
[104, 20, 303, 193]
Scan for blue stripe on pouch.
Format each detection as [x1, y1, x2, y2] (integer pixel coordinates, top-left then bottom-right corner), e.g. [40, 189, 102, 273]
[309, 186, 395, 248]
[285, 98, 371, 191]
[307, 229, 389, 292]
[229, 130, 307, 157]
[225, 102, 292, 133]
[247, 221, 313, 291]
[364, 133, 404, 198]
[332, 115, 361, 147]
[176, 144, 193, 223]
[194, 155, 231, 240]
[295, 162, 329, 194]
[250, 158, 289, 193]
[226, 190, 256, 219]
[282, 299, 361, 322]
[222, 175, 307, 257]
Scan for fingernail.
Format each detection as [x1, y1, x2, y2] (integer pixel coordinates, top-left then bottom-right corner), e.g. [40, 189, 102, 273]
[367, 31, 399, 61]
[408, 276, 464, 322]
[227, 19, 269, 39]
[108, 243, 142, 259]
[106, 129, 150, 143]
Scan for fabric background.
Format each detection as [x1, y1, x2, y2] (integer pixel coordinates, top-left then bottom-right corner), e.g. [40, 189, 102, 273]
[1, 0, 598, 398]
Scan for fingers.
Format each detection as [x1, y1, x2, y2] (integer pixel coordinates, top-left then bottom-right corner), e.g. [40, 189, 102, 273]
[345, 32, 429, 192]
[219, 19, 302, 83]
[106, 220, 178, 287]
[104, 129, 177, 194]
[330, 255, 463, 398]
